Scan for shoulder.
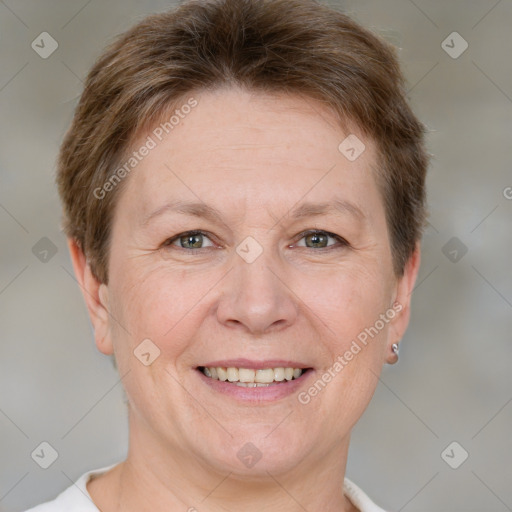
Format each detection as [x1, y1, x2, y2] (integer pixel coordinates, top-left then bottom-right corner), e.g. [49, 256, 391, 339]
[22, 483, 94, 512]
[22, 463, 119, 512]
[343, 478, 390, 512]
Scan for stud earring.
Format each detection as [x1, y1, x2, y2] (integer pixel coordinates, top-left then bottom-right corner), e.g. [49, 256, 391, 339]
[389, 342, 400, 364]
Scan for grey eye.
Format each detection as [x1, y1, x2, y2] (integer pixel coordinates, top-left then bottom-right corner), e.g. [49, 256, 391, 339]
[169, 232, 215, 249]
[297, 231, 338, 249]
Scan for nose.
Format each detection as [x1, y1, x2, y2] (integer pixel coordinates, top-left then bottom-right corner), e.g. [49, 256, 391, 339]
[216, 248, 298, 335]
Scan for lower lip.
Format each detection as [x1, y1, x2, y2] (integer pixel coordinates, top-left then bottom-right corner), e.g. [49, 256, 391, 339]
[195, 369, 315, 402]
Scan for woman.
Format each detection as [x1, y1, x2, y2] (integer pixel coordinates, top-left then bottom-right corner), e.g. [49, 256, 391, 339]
[25, 0, 427, 510]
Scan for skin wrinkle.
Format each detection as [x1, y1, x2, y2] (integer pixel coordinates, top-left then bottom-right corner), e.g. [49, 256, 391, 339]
[141, 197, 369, 230]
[73, 88, 420, 512]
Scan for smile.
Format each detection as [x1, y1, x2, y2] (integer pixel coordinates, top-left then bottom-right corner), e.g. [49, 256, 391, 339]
[198, 366, 309, 387]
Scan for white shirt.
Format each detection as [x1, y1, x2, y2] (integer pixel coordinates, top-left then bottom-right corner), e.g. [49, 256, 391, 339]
[23, 462, 388, 512]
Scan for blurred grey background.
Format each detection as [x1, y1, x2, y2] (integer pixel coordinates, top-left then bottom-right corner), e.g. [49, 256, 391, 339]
[1, 0, 511, 511]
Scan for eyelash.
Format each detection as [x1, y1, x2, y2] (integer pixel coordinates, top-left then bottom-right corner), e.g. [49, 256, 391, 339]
[162, 229, 349, 253]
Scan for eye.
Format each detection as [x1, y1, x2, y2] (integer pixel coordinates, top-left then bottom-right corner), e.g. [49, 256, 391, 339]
[164, 230, 215, 250]
[162, 229, 348, 252]
[294, 230, 348, 250]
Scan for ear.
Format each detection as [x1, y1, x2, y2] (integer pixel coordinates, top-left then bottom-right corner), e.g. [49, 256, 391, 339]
[386, 242, 422, 361]
[67, 238, 114, 356]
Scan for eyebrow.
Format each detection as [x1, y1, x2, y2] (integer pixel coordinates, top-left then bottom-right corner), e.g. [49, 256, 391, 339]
[290, 199, 366, 222]
[142, 201, 224, 227]
[141, 198, 366, 227]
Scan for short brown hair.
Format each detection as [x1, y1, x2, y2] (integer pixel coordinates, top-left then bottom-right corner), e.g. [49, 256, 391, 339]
[57, 0, 428, 283]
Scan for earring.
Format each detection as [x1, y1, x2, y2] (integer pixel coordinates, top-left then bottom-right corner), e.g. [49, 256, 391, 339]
[390, 342, 400, 364]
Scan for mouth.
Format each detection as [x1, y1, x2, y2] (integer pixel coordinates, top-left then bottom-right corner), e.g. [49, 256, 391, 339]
[197, 365, 313, 387]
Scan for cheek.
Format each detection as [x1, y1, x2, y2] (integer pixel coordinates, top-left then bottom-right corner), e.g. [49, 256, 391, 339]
[297, 267, 392, 425]
[108, 264, 217, 359]
[295, 263, 393, 345]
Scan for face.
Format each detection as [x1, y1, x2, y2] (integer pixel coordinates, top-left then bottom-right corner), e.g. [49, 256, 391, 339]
[84, 87, 418, 478]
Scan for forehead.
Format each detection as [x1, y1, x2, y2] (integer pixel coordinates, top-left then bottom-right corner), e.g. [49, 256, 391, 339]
[118, 87, 384, 225]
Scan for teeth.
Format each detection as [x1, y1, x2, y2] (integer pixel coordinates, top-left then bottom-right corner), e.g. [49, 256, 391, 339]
[217, 367, 228, 381]
[238, 368, 256, 382]
[274, 367, 285, 381]
[235, 382, 272, 387]
[227, 367, 238, 382]
[255, 368, 275, 383]
[200, 366, 305, 383]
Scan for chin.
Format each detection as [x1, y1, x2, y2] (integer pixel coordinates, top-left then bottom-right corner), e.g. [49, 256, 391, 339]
[193, 424, 315, 477]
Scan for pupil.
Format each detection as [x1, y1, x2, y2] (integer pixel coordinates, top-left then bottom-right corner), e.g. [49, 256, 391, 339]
[307, 233, 327, 248]
[183, 234, 202, 248]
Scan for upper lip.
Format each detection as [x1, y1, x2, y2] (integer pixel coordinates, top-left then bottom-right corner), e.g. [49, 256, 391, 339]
[198, 358, 312, 370]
